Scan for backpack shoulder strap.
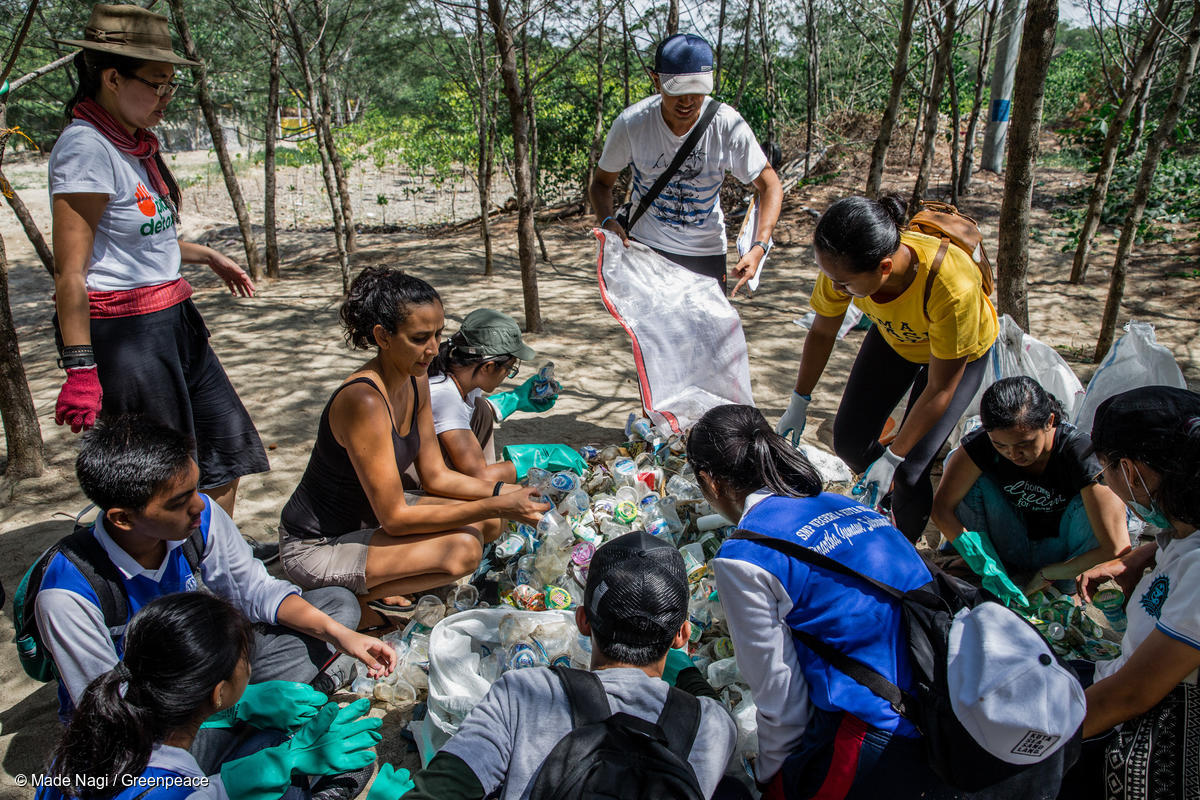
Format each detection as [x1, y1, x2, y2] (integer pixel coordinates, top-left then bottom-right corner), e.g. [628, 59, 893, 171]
[730, 529, 904, 600]
[57, 526, 130, 631]
[180, 526, 206, 574]
[791, 628, 910, 716]
[552, 666, 613, 729]
[655, 685, 702, 761]
[626, 100, 722, 232]
[922, 237, 950, 321]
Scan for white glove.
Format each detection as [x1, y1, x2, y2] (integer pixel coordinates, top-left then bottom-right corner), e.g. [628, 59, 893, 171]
[775, 392, 811, 445]
[853, 446, 904, 509]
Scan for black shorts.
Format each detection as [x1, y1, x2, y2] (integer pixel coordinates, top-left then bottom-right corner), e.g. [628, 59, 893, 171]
[78, 299, 269, 488]
[648, 245, 728, 291]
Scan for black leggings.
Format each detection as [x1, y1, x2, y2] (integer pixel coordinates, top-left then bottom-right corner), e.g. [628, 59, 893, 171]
[833, 326, 991, 542]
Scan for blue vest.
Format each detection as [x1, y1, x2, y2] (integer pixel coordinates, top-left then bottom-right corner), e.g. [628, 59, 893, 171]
[720, 493, 931, 736]
[39, 498, 212, 719]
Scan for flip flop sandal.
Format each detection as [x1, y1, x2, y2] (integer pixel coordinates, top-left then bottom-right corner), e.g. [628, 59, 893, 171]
[367, 598, 417, 622]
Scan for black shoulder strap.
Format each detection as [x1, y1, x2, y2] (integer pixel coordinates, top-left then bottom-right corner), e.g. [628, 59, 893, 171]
[552, 666, 613, 728]
[655, 685, 702, 760]
[180, 526, 206, 574]
[626, 100, 722, 232]
[58, 526, 130, 631]
[730, 529, 904, 600]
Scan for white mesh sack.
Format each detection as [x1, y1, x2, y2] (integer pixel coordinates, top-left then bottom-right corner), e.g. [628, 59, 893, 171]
[595, 229, 754, 432]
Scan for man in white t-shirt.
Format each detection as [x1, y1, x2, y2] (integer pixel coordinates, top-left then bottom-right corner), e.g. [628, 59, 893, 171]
[589, 33, 782, 296]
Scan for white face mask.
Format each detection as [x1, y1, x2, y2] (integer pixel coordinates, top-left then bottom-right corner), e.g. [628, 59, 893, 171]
[1121, 461, 1171, 529]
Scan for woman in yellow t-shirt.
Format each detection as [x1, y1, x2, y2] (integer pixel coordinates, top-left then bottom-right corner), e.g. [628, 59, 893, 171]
[776, 194, 998, 542]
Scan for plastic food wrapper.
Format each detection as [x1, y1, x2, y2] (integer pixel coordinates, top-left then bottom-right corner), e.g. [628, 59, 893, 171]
[595, 229, 754, 433]
[1074, 320, 1187, 436]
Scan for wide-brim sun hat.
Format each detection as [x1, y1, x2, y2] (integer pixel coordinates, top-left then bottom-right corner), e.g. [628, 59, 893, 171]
[54, 4, 201, 66]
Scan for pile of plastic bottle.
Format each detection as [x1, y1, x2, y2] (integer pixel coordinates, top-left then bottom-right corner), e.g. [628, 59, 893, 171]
[1024, 585, 1123, 662]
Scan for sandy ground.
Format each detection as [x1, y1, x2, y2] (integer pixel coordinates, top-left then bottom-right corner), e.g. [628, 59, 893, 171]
[0, 139, 1197, 797]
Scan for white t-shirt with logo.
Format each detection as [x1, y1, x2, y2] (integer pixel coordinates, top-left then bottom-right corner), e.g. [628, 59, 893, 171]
[48, 120, 182, 292]
[1095, 530, 1200, 682]
[429, 374, 484, 435]
[597, 95, 767, 257]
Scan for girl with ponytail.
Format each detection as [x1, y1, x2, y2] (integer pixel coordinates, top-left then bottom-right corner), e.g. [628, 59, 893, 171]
[931, 376, 1130, 594]
[1060, 387, 1200, 799]
[686, 404, 954, 797]
[43, 592, 382, 800]
[775, 194, 998, 544]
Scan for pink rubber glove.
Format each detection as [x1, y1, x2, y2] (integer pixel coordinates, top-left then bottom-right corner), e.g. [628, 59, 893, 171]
[55, 366, 102, 433]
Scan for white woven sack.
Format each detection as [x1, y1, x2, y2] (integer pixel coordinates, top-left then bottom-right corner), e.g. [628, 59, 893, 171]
[1075, 320, 1187, 436]
[596, 229, 754, 433]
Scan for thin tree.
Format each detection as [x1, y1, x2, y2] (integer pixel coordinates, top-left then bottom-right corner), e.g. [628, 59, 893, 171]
[734, 0, 755, 108]
[586, 2, 607, 211]
[1070, 0, 1176, 284]
[759, 0, 778, 147]
[866, 0, 918, 198]
[474, 0, 497, 275]
[667, 0, 679, 35]
[715, 0, 727, 93]
[958, 0, 999, 196]
[910, 0, 959, 215]
[804, 0, 819, 174]
[309, 0, 357, 253]
[262, 0, 283, 278]
[166, 0, 263, 280]
[995, 0, 1058, 330]
[1095, 0, 1200, 360]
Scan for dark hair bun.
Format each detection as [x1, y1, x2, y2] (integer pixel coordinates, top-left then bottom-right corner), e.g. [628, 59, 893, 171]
[813, 195, 905, 274]
[340, 267, 441, 350]
[877, 193, 908, 228]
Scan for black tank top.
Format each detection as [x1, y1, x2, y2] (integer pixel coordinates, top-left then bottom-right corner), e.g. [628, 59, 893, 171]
[281, 375, 421, 539]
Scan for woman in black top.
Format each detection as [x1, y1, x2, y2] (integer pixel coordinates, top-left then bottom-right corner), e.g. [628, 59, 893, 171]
[931, 376, 1129, 593]
[279, 268, 548, 626]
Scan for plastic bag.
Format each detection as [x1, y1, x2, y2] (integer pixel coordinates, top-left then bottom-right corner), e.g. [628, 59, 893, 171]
[425, 607, 575, 750]
[596, 229, 754, 433]
[1074, 320, 1187, 436]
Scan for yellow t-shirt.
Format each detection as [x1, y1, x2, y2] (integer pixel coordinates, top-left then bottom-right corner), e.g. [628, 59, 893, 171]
[809, 230, 998, 364]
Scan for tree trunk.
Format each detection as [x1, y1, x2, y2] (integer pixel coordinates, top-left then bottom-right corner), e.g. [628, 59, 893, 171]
[586, 0, 607, 212]
[166, 0, 261, 279]
[621, 1, 631, 106]
[995, 0, 1058, 331]
[474, 0, 495, 276]
[517, 1, 548, 264]
[715, 0, 728, 94]
[0, 175, 53, 275]
[1095, 0, 1200, 361]
[910, 0, 958, 215]
[667, 0, 679, 35]
[311, 0, 356, 253]
[958, 0, 1000, 196]
[1070, 0, 1175, 283]
[1120, 69, 1155, 158]
[865, 0, 917, 198]
[0, 232, 44, 479]
[804, 0, 819, 173]
[263, 0, 282, 279]
[981, 0, 1024, 171]
[487, 0, 542, 331]
[735, 0, 754, 108]
[285, 3, 350, 293]
[950, 50, 962, 206]
[759, 0, 778, 147]
[908, 33, 932, 165]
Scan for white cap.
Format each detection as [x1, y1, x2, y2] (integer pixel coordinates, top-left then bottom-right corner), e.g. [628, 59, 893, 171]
[658, 72, 714, 96]
[947, 603, 1085, 765]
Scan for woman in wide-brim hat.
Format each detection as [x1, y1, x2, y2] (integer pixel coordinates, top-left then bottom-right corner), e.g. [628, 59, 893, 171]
[49, 4, 268, 519]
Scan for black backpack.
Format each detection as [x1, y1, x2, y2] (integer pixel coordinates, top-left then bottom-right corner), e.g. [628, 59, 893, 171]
[730, 528, 1074, 793]
[526, 665, 705, 800]
[14, 523, 205, 682]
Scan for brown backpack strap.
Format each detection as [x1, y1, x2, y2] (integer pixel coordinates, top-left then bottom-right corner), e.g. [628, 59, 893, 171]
[923, 237, 950, 321]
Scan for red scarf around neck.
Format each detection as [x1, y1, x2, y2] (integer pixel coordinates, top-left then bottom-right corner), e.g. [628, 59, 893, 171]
[73, 97, 172, 202]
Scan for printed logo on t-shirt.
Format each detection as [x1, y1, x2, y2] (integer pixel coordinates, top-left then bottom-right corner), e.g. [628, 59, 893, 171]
[133, 184, 178, 238]
[134, 183, 157, 217]
[1001, 479, 1065, 511]
[1140, 574, 1170, 619]
[871, 317, 927, 344]
[642, 148, 713, 229]
[1010, 730, 1059, 758]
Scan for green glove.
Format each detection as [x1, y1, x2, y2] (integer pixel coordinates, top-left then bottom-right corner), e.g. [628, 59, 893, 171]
[220, 699, 382, 800]
[488, 375, 559, 421]
[203, 680, 327, 731]
[367, 763, 416, 800]
[501, 444, 588, 480]
[661, 648, 694, 687]
[951, 530, 1030, 609]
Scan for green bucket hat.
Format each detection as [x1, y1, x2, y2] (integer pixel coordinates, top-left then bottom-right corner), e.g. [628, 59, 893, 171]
[54, 4, 201, 67]
[453, 309, 536, 360]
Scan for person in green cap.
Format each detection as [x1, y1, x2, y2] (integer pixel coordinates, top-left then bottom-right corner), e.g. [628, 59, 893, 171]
[426, 309, 578, 484]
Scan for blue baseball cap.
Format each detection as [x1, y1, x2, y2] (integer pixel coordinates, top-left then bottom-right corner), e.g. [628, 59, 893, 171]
[653, 34, 714, 96]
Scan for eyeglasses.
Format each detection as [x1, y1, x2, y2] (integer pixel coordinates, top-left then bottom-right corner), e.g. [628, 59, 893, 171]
[130, 75, 182, 97]
[506, 361, 521, 379]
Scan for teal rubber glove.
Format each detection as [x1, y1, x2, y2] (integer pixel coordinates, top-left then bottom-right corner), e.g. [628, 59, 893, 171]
[367, 763, 416, 800]
[502, 443, 588, 480]
[951, 530, 1030, 609]
[202, 680, 326, 731]
[488, 375, 559, 421]
[661, 648, 694, 687]
[220, 699, 382, 800]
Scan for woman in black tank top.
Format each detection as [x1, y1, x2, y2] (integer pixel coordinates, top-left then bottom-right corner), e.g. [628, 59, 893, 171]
[280, 268, 549, 624]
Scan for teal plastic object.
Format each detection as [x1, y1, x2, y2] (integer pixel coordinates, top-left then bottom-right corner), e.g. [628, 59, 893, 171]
[489, 375, 559, 420]
[501, 444, 587, 480]
[951, 530, 1030, 609]
[367, 763, 416, 800]
[660, 648, 694, 687]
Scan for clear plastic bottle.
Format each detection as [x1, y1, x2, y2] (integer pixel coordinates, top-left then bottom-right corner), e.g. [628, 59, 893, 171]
[531, 362, 557, 401]
[707, 656, 742, 689]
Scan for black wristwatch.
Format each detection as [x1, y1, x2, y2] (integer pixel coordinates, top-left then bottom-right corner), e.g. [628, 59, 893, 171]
[751, 240, 771, 255]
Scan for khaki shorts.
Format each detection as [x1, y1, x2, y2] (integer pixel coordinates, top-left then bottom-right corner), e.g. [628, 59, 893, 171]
[279, 492, 422, 594]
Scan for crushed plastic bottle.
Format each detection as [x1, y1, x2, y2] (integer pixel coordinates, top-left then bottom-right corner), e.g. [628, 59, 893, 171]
[531, 362, 558, 402]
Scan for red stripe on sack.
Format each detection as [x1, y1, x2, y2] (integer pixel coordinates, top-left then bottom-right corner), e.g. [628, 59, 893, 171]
[811, 714, 868, 800]
[595, 229, 658, 423]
